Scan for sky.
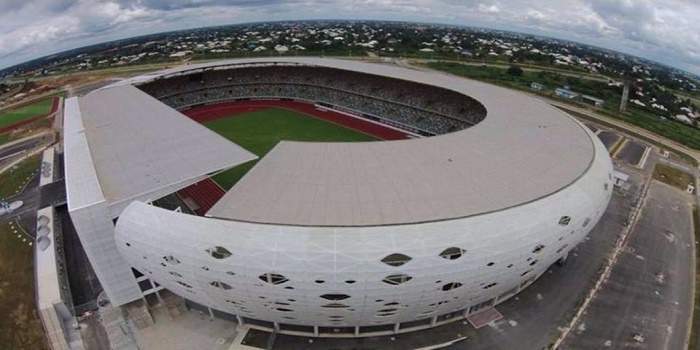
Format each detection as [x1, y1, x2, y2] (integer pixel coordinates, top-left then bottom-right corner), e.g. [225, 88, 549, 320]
[0, 0, 699, 75]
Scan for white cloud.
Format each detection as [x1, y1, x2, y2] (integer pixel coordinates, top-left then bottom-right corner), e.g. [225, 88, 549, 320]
[525, 9, 546, 21]
[584, 0, 700, 70]
[0, 0, 698, 75]
[478, 3, 500, 14]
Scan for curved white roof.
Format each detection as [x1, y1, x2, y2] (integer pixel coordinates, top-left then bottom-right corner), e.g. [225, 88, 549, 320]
[65, 84, 257, 217]
[185, 58, 595, 226]
[101, 57, 596, 226]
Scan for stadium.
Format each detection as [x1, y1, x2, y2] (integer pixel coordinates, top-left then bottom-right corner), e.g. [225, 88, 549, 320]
[64, 57, 613, 337]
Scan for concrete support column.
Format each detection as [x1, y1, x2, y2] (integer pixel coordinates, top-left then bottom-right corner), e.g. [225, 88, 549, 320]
[207, 307, 214, 321]
[154, 290, 164, 306]
[236, 314, 243, 325]
[354, 326, 360, 336]
[313, 326, 319, 337]
[431, 315, 437, 326]
[393, 322, 400, 333]
[274, 322, 280, 331]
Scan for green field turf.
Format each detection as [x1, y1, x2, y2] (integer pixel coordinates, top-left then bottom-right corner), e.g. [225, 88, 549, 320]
[205, 107, 376, 189]
[0, 98, 53, 129]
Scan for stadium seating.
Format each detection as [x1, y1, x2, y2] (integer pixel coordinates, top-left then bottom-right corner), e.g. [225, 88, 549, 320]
[176, 178, 225, 216]
[138, 65, 487, 135]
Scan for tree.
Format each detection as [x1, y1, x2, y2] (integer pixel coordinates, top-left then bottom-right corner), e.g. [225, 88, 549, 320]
[507, 65, 523, 77]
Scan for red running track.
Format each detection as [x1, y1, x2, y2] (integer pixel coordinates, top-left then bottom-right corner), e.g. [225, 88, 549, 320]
[177, 99, 412, 216]
[0, 96, 60, 133]
[182, 100, 411, 141]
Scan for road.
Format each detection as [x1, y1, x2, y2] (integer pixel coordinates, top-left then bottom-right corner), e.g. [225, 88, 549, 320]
[0, 135, 43, 160]
[560, 182, 694, 349]
[615, 139, 647, 167]
[597, 131, 621, 151]
[0, 132, 54, 176]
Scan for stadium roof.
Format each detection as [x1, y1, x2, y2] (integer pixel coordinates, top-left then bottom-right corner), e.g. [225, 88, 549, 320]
[64, 84, 257, 217]
[197, 58, 597, 226]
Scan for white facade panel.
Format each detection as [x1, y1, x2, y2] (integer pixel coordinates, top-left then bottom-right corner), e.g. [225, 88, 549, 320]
[64, 96, 142, 306]
[71, 202, 142, 305]
[115, 133, 612, 328]
[63, 97, 104, 211]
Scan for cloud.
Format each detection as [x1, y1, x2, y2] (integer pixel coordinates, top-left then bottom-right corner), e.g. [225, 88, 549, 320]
[478, 4, 500, 14]
[585, 0, 700, 69]
[0, 1, 161, 62]
[0, 0, 698, 75]
[116, 0, 294, 10]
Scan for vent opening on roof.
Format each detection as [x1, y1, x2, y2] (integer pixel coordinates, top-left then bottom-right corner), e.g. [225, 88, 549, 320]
[320, 294, 351, 301]
[559, 216, 571, 226]
[441, 282, 463, 291]
[439, 247, 465, 260]
[206, 246, 232, 259]
[163, 255, 180, 264]
[532, 244, 545, 253]
[210, 281, 232, 290]
[382, 274, 413, 285]
[259, 273, 289, 285]
[380, 253, 412, 267]
[322, 303, 350, 309]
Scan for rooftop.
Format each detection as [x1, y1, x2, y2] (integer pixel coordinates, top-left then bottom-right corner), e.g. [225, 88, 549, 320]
[201, 58, 596, 226]
[65, 84, 257, 216]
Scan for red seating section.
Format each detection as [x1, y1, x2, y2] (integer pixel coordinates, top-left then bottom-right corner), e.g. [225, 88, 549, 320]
[176, 178, 225, 216]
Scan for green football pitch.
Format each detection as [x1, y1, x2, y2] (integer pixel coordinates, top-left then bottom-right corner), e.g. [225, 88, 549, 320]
[205, 107, 376, 189]
[0, 98, 53, 129]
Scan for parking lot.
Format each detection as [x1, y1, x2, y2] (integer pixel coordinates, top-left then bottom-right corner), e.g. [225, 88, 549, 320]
[597, 131, 621, 151]
[591, 125, 650, 169]
[615, 139, 649, 168]
[559, 182, 694, 350]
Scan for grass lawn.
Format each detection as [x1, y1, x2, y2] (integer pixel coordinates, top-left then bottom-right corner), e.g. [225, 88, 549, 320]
[0, 98, 53, 130]
[424, 61, 622, 104]
[0, 155, 41, 200]
[0, 220, 47, 349]
[205, 107, 376, 189]
[652, 163, 695, 191]
[0, 133, 9, 146]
